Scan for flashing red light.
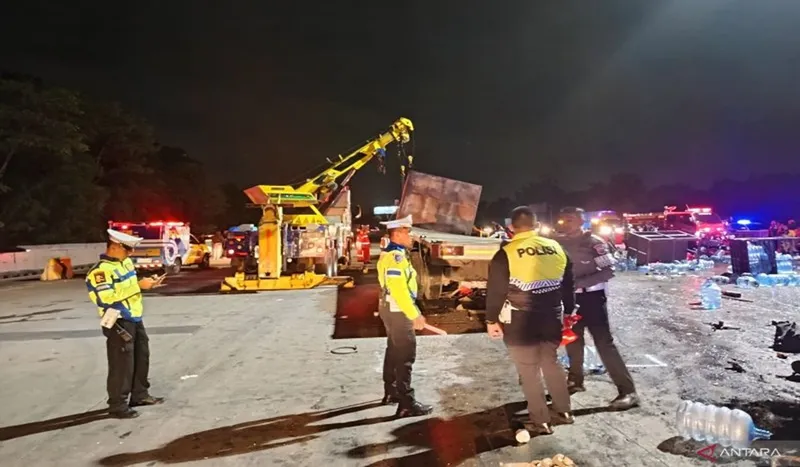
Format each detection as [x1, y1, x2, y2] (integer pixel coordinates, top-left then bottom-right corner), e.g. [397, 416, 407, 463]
[119, 224, 129, 230]
[148, 221, 184, 227]
[227, 249, 235, 255]
[703, 227, 711, 232]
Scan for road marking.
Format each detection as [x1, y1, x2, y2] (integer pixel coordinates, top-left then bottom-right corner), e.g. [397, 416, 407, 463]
[627, 354, 668, 368]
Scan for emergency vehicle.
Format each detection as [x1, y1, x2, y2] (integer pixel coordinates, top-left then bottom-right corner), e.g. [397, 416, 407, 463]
[687, 207, 727, 239]
[108, 221, 211, 274]
[224, 224, 258, 271]
[586, 210, 626, 245]
[624, 206, 698, 235]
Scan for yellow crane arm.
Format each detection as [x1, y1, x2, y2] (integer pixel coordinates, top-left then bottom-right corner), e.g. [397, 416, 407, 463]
[294, 117, 414, 195]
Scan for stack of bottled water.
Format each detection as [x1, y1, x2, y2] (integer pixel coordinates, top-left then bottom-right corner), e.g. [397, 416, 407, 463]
[746, 242, 769, 275]
[776, 253, 795, 274]
[699, 279, 722, 310]
[754, 272, 799, 287]
[557, 345, 606, 374]
[675, 400, 772, 449]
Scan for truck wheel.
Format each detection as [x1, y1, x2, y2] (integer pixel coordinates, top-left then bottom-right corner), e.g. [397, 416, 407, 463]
[168, 258, 182, 275]
[200, 254, 210, 269]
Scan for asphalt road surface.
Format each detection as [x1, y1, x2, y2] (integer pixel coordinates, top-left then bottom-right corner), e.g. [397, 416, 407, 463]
[1, 266, 799, 466]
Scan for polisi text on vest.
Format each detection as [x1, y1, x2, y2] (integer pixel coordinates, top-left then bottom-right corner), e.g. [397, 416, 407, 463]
[516, 245, 559, 257]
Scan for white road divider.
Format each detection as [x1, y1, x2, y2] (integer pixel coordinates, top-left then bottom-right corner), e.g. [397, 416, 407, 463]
[0, 243, 105, 281]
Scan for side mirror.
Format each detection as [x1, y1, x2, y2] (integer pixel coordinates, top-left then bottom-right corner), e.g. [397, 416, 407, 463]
[354, 205, 362, 220]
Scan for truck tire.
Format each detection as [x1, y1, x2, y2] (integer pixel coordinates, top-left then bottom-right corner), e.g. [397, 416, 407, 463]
[168, 258, 182, 275]
[410, 249, 443, 301]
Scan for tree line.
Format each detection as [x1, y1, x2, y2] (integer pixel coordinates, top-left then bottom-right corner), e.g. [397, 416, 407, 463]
[0, 73, 254, 248]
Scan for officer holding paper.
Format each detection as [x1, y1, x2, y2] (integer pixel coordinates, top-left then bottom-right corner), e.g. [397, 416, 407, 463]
[86, 229, 165, 419]
[376, 215, 433, 418]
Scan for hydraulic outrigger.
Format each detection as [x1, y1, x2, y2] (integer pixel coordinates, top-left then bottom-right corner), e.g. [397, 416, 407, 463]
[220, 117, 414, 292]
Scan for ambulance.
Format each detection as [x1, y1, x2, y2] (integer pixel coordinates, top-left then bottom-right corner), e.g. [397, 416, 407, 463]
[108, 221, 211, 274]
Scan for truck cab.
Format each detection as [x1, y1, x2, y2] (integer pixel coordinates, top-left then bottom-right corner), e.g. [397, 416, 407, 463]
[109, 221, 211, 274]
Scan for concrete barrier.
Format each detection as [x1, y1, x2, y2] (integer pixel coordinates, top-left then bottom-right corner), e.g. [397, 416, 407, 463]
[0, 243, 105, 281]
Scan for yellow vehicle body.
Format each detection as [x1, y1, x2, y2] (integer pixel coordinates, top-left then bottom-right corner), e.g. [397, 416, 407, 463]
[220, 118, 414, 292]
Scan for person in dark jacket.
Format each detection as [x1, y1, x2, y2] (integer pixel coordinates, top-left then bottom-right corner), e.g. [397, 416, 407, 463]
[556, 207, 639, 411]
[485, 206, 575, 437]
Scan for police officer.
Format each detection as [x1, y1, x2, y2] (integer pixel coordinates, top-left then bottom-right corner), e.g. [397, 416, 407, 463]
[376, 215, 433, 418]
[486, 206, 575, 436]
[86, 229, 165, 418]
[556, 207, 639, 410]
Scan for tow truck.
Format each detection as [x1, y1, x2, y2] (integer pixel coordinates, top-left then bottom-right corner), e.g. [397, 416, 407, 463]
[220, 117, 414, 292]
[109, 221, 211, 274]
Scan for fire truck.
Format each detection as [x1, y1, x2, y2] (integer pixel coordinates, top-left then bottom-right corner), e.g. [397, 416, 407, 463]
[108, 221, 211, 274]
[687, 207, 727, 239]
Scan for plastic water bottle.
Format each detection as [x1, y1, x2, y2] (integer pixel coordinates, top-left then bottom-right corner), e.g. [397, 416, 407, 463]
[675, 400, 772, 449]
[584, 345, 606, 374]
[756, 273, 774, 287]
[736, 275, 759, 288]
[557, 345, 606, 374]
[699, 280, 722, 310]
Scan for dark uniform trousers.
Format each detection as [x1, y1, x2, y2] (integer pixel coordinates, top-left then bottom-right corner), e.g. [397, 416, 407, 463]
[379, 306, 416, 405]
[102, 319, 151, 411]
[566, 290, 635, 394]
[504, 310, 571, 425]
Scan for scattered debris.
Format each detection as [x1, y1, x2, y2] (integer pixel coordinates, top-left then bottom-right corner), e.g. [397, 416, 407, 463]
[726, 361, 746, 373]
[180, 374, 198, 380]
[771, 321, 800, 353]
[777, 353, 789, 359]
[709, 321, 741, 331]
[330, 346, 357, 355]
[503, 454, 576, 466]
[721, 290, 742, 298]
[771, 455, 800, 466]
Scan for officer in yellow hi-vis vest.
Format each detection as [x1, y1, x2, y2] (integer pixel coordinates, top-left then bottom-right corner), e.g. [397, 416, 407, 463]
[86, 229, 165, 419]
[376, 215, 433, 418]
[485, 206, 576, 437]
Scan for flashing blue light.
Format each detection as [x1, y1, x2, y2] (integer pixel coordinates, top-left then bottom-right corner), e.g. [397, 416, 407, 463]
[736, 219, 752, 226]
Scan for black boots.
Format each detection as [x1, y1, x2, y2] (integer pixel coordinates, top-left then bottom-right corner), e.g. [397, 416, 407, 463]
[395, 400, 433, 418]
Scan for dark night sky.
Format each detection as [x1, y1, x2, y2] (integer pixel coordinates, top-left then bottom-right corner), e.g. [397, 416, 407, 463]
[3, 1, 800, 207]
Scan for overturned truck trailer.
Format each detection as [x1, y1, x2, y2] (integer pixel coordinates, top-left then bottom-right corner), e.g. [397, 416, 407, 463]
[396, 170, 502, 300]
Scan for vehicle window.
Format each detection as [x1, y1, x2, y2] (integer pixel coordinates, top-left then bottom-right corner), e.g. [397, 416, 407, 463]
[668, 214, 694, 224]
[119, 225, 162, 239]
[695, 213, 722, 223]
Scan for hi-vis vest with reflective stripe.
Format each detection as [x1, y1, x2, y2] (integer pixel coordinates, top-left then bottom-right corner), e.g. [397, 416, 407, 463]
[502, 230, 567, 309]
[376, 245, 420, 320]
[86, 256, 144, 322]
